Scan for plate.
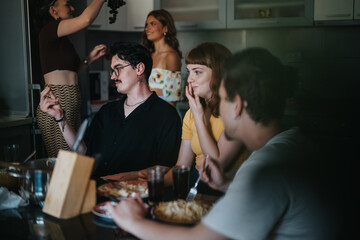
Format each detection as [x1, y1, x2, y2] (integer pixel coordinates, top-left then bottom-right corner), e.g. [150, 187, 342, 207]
[150, 199, 213, 225]
[97, 180, 148, 200]
[92, 201, 117, 221]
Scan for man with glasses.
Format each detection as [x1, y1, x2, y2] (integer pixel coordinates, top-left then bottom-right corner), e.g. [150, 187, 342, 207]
[39, 42, 182, 179]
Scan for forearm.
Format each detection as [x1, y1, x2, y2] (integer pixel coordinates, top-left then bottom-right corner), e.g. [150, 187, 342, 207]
[81, 0, 106, 24]
[57, 119, 86, 154]
[123, 218, 225, 240]
[193, 115, 220, 160]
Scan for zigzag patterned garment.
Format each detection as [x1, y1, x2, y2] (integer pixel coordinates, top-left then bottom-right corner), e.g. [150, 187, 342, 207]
[36, 84, 81, 157]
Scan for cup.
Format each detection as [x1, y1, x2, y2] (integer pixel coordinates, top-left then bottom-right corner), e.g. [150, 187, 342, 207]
[172, 165, 190, 199]
[3, 144, 20, 162]
[146, 166, 165, 203]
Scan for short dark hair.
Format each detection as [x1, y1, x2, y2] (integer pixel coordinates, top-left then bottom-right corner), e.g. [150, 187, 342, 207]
[223, 48, 286, 125]
[110, 42, 153, 80]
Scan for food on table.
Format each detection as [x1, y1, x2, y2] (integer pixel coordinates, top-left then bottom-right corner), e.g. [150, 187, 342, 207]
[153, 199, 212, 224]
[98, 181, 148, 198]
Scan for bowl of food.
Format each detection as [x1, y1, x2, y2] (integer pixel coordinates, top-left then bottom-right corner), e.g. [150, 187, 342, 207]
[151, 199, 213, 225]
[97, 180, 148, 200]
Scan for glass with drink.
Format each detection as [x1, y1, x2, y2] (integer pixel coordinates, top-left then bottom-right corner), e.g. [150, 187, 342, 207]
[147, 166, 165, 203]
[172, 165, 190, 199]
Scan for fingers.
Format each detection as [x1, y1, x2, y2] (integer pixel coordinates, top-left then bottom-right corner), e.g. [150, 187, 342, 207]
[135, 193, 149, 211]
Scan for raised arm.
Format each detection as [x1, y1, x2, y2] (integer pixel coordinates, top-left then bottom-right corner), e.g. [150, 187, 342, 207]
[78, 44, 107, 74]
[57, 0, 106, 37]
[39, 86, 87, 154]
[186, 85, 243, 169]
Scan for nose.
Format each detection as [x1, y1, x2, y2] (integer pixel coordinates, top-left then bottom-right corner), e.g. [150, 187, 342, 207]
[110, 71, 117, 80]
[187, 72, 194, 83]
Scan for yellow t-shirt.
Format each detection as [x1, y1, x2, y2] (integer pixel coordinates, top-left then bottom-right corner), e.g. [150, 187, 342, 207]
[182, 109, 224, 167]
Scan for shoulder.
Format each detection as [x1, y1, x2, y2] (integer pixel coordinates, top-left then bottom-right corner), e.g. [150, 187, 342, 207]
[164, 51, 181, 71]
[39, 20, 60, 40]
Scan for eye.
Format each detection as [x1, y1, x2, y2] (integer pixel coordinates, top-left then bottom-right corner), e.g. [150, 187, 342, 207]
[195, 71, 202, 75]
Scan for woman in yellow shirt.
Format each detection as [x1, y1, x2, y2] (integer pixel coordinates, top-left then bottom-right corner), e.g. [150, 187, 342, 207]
[165, 42, 249, 195]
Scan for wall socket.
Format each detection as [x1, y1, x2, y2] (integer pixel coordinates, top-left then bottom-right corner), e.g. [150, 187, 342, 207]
[286, 52, 302, 63]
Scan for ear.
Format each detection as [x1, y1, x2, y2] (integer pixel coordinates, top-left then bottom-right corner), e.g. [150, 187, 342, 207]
[49, 6, 58, 19]
[163, 26, 168, 34]
[233, 94, 244, 119]
[136, 62, 146, 76]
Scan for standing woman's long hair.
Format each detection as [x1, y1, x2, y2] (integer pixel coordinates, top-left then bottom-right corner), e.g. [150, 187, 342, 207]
[141, 9, 182, 59]
[185, 42, 232, 117]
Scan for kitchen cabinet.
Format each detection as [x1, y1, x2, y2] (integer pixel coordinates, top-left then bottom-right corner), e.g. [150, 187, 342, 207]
[314, 0, 353, 21]
[314, 0, 360, 23]
[155, 0, 227, 30]
[356, 0, 360, 19]
[227, 0, 314, 29]
[87, 0, 154, 31]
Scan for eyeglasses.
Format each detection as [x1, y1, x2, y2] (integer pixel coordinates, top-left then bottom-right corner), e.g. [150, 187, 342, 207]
[109, 64, 132, 77]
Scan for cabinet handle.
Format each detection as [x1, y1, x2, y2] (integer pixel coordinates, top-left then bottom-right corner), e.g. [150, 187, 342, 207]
[133, 26, 145, 30]
[325, 14, 351, 18]
[178, 24, 198, 29]
[258, 20, 279, 24]
[90, 24, 102, 28]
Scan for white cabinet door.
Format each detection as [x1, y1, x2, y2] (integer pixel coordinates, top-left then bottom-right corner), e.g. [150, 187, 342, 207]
[157, 0, 226, 30]
[126, 0, 154, 31]
[88, 0, 153, 31]
[106, 6, 127, 31]
[87, 0, 107, 30]
[355, 0, 360, 19]
[314, 0, 353, 21]
[227, 0, 314, 28]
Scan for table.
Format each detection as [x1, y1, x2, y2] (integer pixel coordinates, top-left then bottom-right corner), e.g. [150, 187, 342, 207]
[0, 186, 220, 240]
[0, 204, 138, 240]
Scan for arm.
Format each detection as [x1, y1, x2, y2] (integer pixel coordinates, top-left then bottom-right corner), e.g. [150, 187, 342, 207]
[39, 86, 87, 154]
[200, 156, 230, 192]
[164, 140, 195, 186]
[107, 195, 228, 240]
[186, 85, 243, 169]
[57, 0, 106, 37]
[78, 44, 107, 74]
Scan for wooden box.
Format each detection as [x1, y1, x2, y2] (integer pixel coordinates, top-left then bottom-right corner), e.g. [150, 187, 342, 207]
[42, 150, 94, 219]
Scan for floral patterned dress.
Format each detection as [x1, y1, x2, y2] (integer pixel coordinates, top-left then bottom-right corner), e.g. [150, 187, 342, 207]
[148, 68, 182, 102]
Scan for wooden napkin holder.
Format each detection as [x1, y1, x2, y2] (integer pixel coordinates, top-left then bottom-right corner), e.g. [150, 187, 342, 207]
[42, 150, 95, 219]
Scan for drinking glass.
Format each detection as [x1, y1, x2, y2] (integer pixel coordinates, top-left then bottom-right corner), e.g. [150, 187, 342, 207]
[146, 166, 165, 203]
[172, 165, 190, 199]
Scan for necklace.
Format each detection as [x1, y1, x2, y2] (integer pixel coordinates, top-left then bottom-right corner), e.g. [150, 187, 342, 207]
[124, 94, 151, 107]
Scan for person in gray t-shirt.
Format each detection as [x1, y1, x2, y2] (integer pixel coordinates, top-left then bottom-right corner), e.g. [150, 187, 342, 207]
[105, 47, 341, 240]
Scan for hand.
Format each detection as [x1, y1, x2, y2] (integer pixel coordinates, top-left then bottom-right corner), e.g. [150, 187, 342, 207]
[185, 84, 204, 120]
[200, 156, 229, 192]
[107, 193, 148, 231]
[87, 44, 107, 63]
[39, 86, 63, 119]
[137, 169, 147, 181]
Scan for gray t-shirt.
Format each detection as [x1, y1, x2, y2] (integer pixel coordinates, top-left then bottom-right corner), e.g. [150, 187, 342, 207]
[202, 128, 339, 240]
